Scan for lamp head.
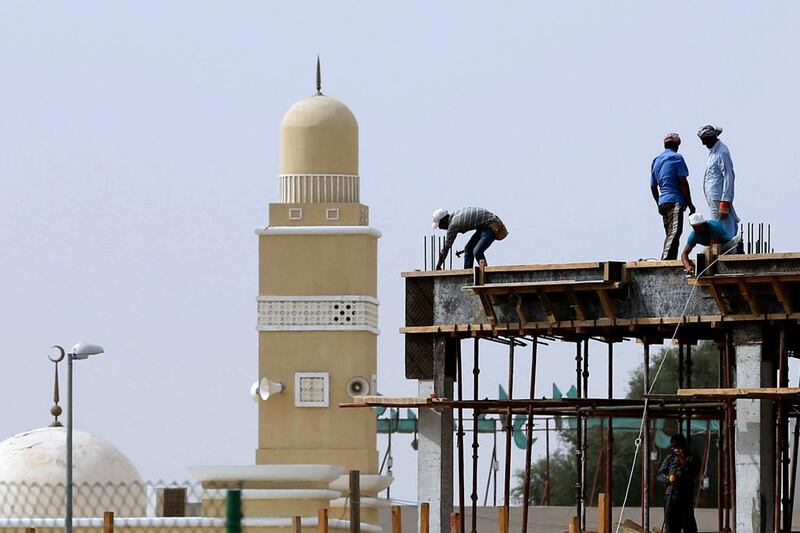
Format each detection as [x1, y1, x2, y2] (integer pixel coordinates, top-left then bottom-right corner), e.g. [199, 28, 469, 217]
[71, 343, 104, 360]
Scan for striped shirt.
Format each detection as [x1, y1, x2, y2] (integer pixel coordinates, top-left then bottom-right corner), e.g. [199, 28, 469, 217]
[442, 207, 500, 256]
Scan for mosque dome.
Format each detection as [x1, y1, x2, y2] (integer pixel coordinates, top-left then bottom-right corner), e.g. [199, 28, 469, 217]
[280, 95, 359, 176]
[0, 427, 146, 517]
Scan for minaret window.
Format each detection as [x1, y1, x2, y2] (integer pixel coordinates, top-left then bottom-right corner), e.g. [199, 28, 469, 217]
[295, 372, 329, 407]
[288, 208, 303, 220]
[325, 208, 340, 221]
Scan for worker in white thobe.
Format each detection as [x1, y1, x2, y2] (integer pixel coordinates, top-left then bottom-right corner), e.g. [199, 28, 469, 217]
[697, 125, 739, 238]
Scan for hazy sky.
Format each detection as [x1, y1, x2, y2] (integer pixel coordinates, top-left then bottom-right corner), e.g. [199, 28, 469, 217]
[2, 1, 800, 502]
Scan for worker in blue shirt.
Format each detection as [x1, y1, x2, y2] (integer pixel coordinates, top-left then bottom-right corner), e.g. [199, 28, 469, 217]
[681, 213, 736, 275]
[651, 133, 696, 260]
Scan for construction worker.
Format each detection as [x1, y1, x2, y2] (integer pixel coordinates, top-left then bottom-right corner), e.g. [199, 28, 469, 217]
[698, 125, 739, 238]
[651, 133, 696, 260]
[431, 207, 507, 269]
[657, 434, 699, 533]
[680, 213, 737, 275]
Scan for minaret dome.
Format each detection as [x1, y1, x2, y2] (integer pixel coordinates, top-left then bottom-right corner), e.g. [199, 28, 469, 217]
[279, 95, 358, 176]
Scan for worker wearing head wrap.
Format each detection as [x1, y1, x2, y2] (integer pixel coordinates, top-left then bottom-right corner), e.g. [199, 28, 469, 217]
[680, 213, 738, 275]
[657, 434, 699, 533]
[651, 133, 696, 260]
[431, 207, 507, 269]
[698, 125, 739, 238]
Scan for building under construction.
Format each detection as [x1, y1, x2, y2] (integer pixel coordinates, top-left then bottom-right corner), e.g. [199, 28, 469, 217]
[350, 248, 800, 533]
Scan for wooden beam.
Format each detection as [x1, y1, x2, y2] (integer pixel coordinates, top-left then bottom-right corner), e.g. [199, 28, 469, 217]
[478, 293, 498, 325]
[538, 290, 557, 324]
[597, 289, 616, 320]
[772, 278, 794, 314]
[515, 296, 529, 324]
[678, 387, 800, 398]
[706, 281, 728, 316]
[737, 280, 761, 316]
[568, 289, 587, 321]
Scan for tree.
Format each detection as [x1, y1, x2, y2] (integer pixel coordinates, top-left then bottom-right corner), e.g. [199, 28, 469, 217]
[512, 341, 722, 507]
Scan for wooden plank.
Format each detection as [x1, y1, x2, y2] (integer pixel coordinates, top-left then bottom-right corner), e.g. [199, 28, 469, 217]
[485, 262, 602, 272]
[678, 387, 800, 397]
[706, 281, 728, 315]
[292, 516, 302, 533]
[719, 252, 800, 262]
[598, 493, 609, 533]
[498, 507, 509, 533]
[568, 516, 580, 533]
[352, 396, 429, 405]
[420, 503, 430, 533]
[624, 260, 683, 269]
[318, 508, 329, 533]
[772, 278, 794, 314]
[695, 273, 800, 284]
[738, 280, 762, 315]
[465, 280, 622, 294]
[402, 269, 472, 278]
[449, 512, 461, 533]
[391, 506, 402, 533]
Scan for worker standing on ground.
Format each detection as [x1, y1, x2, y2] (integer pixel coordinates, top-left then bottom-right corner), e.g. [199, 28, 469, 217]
[657, 434, 699, 533]
[698, 125, 739, 238]
[651, 133, 696, 260]
[431, 207, 507, 270]
[680, 213, 737, 275]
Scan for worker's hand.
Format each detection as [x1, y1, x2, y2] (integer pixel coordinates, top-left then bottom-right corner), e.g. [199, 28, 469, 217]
[668, 473, 677, 484]
[684, 261, 695, 275]
[688, 204, 696, 215]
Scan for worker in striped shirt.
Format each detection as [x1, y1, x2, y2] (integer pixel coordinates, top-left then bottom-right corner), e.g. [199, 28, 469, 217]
[431, 207, 507, 270]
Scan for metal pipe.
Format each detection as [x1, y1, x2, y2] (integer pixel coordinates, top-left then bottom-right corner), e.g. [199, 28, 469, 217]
[780, 326, 790, 531]
[581, 338, 589, 532]
[605, 341, 613, 531]
[521, 337, 538, 532]
[66, 353, 74, 533]
[502, 339, 515, 532]
[642, 342, 650, 533]
[686, 344, 693, 450]
[456, 341, 466, 531]
[717, 345, 724, 533]
[788, 373, 800, 532]
[424, 236, 427, 270]
[575, 341, 583, 531]
[470, 339, 479, 533]
[545, 417, 551, 505]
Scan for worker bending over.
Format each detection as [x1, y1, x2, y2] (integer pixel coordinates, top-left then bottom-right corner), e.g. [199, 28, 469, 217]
[680, 213, 737, 275]
[431, 207, 507, 270]
[650, 133, 696, 260]
[698, 124, 739, 238]
[657, 434, 699, 533]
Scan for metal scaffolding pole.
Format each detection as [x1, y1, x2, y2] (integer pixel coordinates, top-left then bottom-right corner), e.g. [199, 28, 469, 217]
[521, 337, 538, 533]
[470, 338, 479, 533]
[642, 342, 651, 533]
[502, 338, 515, 533]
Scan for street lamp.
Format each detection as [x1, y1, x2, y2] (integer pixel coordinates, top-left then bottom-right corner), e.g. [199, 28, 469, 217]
[51, 342, 104, 533]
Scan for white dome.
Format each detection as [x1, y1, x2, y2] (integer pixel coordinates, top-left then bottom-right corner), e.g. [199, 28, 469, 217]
[0, 427, 145, 517]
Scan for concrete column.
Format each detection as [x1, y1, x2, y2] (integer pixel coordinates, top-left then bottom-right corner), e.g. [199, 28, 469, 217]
[734, 325, 775, 533]
[417, 336, 454, 533]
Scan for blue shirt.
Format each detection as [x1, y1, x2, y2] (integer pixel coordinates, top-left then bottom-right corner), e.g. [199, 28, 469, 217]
[687, 220, 733, 247]
[651, 149, 689, 206]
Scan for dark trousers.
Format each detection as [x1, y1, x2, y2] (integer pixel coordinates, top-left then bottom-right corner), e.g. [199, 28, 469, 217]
[659, 203, 685, 260]
[664, 494, 698, 533]
[463, 227, 495, 269]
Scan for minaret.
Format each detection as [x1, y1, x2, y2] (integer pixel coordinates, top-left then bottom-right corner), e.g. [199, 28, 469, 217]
[255, 64, 379, 475]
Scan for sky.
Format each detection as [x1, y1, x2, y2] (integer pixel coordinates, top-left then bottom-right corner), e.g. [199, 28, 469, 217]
[1, 1, 800, 503]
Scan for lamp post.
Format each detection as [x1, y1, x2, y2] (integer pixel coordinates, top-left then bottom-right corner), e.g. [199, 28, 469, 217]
[52, 343, 104, 533]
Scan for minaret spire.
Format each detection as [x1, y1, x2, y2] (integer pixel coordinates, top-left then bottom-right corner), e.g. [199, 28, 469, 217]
[315, 55, 322, 96]
[48, 346, 65, 427]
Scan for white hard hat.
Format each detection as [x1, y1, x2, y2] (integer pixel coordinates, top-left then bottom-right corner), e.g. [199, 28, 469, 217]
[431, 208, 449, 229]
[688, 213, 706, 226]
